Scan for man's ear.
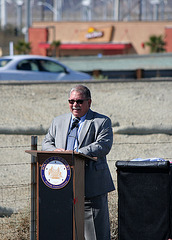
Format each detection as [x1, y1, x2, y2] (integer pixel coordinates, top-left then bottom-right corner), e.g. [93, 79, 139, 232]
[88, 99, 92, 107]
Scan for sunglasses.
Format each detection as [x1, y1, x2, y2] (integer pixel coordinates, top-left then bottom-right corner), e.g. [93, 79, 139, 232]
[68, 99, 88, 104]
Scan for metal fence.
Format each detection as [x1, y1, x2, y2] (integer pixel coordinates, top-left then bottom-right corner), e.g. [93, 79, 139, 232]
[3, 0, 172, 26]
[0, 136, 37, 240]
[0, 134, 172, 239]
[0, 164, 31, 240]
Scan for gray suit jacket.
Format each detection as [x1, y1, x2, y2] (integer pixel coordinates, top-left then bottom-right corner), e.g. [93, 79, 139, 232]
[42, 109, 115, 198]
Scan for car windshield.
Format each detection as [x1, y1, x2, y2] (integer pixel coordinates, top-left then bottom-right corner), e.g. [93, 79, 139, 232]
[0, 59, 12, 67]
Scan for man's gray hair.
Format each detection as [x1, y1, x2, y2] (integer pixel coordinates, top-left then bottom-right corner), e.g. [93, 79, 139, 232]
[69, 85, 91, 99]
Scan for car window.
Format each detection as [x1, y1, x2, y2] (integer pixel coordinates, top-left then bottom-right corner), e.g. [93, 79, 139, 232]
[17, 60, 39, 71]
[38, 60, 65, 73]
[30, 61, 39, 71]
[0, 59, 11, 67]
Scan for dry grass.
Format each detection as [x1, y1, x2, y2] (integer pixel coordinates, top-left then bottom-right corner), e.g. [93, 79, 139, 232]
[109, 191, 118, 240]
[0, 210, 30, 240]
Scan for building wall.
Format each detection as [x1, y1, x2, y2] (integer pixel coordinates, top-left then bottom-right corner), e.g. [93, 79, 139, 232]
[29, 28, 48, 56]
[32, 21, 172, 55]
[165, 27, 172, 52]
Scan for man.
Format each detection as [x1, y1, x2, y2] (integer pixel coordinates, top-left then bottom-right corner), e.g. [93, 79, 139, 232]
[42, 85, 115, 240]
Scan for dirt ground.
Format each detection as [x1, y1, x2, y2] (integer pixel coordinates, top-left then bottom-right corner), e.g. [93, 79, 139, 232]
[0, 80, 172, 183]
[0, 81, 172, 130]
[0, 80, 172, 239]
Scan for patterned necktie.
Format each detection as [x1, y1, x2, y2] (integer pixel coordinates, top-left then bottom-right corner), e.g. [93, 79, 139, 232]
[66, 117, 80, 151]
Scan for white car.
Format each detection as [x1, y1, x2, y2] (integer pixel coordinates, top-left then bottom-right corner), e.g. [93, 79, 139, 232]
[0, 55, 92, 81]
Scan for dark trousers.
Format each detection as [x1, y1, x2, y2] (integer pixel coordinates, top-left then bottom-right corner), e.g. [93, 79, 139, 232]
[84, 194, 111, 240]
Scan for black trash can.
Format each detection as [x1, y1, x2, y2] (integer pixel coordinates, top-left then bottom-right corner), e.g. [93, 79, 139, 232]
[116, 160, 171, 240]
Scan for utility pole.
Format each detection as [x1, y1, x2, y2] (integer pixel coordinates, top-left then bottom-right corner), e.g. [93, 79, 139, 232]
[16, 0, 23, 33]
[25, 0, 31, 42]
[150, 0, 160, 20]
[1, 0, 7, 29]
[41, 0, 45, 21]
[82, 0, 91, 21]
[103, 0, 107, 20]
[139, 0, 142, 21]
[53, 0, 62, 21]
[113, 0, 120, 21]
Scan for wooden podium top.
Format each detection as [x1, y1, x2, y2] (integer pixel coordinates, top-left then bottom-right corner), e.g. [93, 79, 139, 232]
[25, 150, 96, 161]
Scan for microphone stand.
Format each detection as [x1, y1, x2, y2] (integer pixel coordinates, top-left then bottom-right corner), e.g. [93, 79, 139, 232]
[72, 124, 79, 240]
[75, 125, 79, 152]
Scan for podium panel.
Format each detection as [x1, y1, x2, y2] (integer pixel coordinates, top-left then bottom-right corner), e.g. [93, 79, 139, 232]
[116, 161, 171, 240]
[39, 167, 73, 239]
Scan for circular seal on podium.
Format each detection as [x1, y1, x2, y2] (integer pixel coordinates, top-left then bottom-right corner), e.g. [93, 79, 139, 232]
[41, 156, 71, 189]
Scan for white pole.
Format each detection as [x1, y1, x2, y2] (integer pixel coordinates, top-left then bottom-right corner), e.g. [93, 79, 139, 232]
[53, 0, 57, 21]
[9, 41, 14, 56]
[25, 0, 31, 42]
[114, 0, 119, 21]
[53, 0, 62, 21]
[1, 0, 6, 29]
[16, 0, 23, 32]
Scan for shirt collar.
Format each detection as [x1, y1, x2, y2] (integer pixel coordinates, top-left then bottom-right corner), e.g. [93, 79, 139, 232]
[71, 113, 87, 123]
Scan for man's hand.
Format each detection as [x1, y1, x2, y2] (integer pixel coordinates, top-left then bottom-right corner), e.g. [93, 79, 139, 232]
[53, 148, 65, 151]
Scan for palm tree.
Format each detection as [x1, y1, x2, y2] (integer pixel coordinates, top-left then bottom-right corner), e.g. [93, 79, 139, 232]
[50, 40, 61, 57]
[145, 35, 166, 53]
[14, 40, 31, 54]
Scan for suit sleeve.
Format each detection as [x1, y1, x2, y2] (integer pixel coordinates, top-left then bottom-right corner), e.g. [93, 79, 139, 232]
[79, 117, 113, 158]
[42, 119, 57, 151]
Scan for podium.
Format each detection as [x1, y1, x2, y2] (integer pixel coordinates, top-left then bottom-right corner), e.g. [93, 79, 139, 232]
[26, 150, 94, 240]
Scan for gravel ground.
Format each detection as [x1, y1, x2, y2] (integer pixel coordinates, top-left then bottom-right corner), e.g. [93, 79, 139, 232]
[0, 80, 172, 239]
[0, 81, 172, 130]
[0, 80, 172, 214]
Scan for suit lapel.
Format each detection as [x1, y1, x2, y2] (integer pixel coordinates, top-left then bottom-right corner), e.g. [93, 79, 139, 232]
[78, 109, 94, 148]
[61, 113, 71, 149]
